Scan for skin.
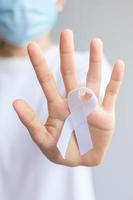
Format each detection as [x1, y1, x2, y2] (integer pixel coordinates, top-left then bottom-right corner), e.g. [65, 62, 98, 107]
[13, 29, 124, 167]
[0, 0, 125, 166]
[0, 0, 64, 57]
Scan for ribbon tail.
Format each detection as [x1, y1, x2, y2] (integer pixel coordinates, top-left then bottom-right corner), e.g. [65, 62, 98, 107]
[57, 115, 73, 159]
[74, 118, 93, 155]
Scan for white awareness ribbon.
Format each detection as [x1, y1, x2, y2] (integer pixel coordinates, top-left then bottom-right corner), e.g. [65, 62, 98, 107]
[57, 86, 98, 159]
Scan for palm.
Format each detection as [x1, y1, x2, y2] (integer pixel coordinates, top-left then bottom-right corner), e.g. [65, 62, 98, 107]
[13, 29, 124, 167]
[43, 94, 114, 166]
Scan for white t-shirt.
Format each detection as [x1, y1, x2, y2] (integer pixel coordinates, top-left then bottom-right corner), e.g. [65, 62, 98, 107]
[0, 45, 110, 200]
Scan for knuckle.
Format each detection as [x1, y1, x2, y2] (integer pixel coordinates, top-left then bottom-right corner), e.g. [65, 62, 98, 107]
[27, 115, 37, 129]
[107, 89, 116, 96]
[34, 58, 44, 69]
[87, 75, 98, 84]
[61, 49, 73, 55]
[40, 73, 53, 85]
[106, 85, 117, 96]
[106, 80, 121, 97]
[62, 65, 74, 76]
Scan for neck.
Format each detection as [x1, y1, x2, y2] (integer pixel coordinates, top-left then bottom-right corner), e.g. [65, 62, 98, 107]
[0, 33, 53, 58]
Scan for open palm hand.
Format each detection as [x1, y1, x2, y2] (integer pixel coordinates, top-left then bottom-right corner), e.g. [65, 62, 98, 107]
[13, 30, 124, 167]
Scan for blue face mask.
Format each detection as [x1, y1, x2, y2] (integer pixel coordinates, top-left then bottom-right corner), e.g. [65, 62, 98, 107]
[0, 0, 58, 46]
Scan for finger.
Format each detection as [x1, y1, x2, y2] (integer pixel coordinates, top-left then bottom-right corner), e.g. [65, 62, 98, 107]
[102, 60, 125, 111]
[27, 42, 62, 104]
[60, 29, 78, 94]
[86, 38, 103, 97]
[13, 99, 52, 149]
